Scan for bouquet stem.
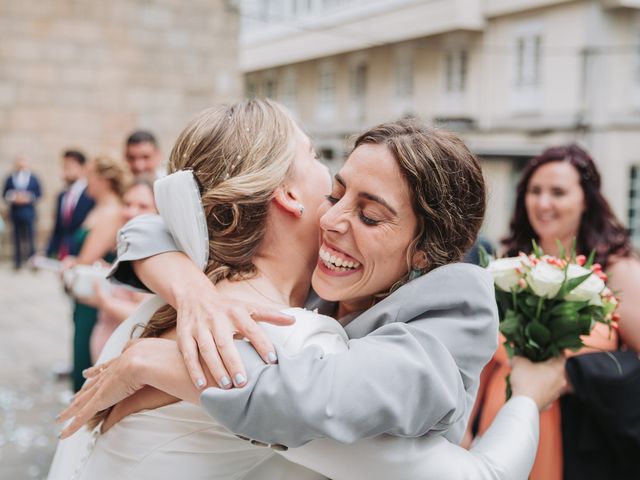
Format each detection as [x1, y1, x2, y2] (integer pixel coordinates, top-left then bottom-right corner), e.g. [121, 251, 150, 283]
[505, 373, 512, 401]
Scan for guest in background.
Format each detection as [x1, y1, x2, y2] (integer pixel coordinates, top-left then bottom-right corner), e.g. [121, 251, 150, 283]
[463, 235, 494, 265]
[79, 177, 157, 362]
[3, 154, 42, 269]
[124, 130, 163, 178]
[46, 150, 95, 260]
[63, 156, 131, 391]
[469, 144, 640, 480]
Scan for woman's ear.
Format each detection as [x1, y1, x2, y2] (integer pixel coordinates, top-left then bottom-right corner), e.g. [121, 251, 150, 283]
[411, 250, 428, 270]
[272, 186, 305, 218]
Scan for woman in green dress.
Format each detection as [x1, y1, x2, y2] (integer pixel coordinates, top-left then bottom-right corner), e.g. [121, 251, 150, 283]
[63, 156, 131, 391]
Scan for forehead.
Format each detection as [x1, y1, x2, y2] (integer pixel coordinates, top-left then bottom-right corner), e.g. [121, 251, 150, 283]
[124, 184, 154, 200]
[126, 142, 156, 155]
[340, 143, 411, 202]
[529, 161, 581, 187]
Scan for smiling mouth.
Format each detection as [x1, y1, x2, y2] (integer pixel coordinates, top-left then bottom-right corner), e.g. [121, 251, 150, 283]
[319, 246, 361, 272]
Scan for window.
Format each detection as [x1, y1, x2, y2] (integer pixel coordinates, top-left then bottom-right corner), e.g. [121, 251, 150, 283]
[515, 34, 541, 87]
[445, 50, 468, 93]
[395, 51, 414, 99]
[629, 166, 640, 247]
[510, 21, 543, 112]
[317, 60, 335, 118]
[245, 77, 257, 98]
[281, 67, 297, 111]
[264, 75, 278, 99]
[349, 61, 367, 120]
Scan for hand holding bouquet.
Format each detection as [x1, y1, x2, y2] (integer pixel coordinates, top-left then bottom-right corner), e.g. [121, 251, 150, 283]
[480, 242, 619, 397]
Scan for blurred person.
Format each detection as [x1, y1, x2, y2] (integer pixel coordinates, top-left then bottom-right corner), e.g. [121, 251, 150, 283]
[2, 154, 42, 268]
[124, 130, 163, 178]
[46, 150, 95, 259]
[63, 156, 131, 392]
[79, 177, 157, 362]
[469, 144, 640, 480]
[463, 235, 494, 265]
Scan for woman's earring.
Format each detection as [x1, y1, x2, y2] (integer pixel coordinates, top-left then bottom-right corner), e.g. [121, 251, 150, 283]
[298, 204, 305, 217]
[408, 267, 422, 281]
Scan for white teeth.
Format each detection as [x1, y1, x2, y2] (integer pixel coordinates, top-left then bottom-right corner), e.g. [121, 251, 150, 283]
[319, 247, 360, 270]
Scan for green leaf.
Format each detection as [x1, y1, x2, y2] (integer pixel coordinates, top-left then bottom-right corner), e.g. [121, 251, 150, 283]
[531, 239, 543, 258]
[550, 316, 581, 340]
[584, 249, 596, 269]
[500, 309, 521, 338]
[528, 320, 551, 347]
[478, 245, 490, 268]
[548, 301, 589, 317]
[556, 272, 593, 299]
[555, 333, 584, 349]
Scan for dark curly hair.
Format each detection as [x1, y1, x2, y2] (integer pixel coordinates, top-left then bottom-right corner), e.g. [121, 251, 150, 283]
[502, 144, 631, 268]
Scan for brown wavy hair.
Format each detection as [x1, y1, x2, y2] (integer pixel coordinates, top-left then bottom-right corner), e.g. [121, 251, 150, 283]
[502, 144, 632, 268]
[353, 119, 486, 283]
[88, 99, 298, 430]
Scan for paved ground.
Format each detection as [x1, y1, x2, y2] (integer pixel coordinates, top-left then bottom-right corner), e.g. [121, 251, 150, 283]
[0, 264, 73, 479]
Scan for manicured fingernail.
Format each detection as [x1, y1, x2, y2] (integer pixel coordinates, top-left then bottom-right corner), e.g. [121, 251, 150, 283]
[267, 351, 278, 364]
[220, 376, 231, 388]
[234, 373, 246, 386]
[82, 369, 88, 378]
[196, 378, 206, 388]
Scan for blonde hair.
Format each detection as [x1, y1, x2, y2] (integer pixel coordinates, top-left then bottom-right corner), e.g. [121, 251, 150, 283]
[92, 155, 131, 198]
[88, 99, 298, 430]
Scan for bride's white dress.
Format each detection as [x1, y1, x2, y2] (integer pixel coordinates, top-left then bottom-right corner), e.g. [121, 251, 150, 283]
[48, 171, 539, 480]
[48, 302, 539, 480]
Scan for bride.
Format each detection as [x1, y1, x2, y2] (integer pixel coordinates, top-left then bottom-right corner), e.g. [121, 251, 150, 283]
[51, 99, 566, 479]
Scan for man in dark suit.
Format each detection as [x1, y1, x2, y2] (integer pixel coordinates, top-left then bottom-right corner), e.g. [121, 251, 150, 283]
[46, 150, 95, 259]
[3, 154, 42, 268]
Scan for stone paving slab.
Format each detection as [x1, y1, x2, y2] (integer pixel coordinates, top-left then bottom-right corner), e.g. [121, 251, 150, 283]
[0, 264, 73, 479]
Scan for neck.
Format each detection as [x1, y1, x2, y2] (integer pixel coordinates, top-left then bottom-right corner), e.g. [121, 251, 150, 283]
[539, 236, 575, 258]
[95, 190, 120, 205]
[250, 243, 312, 309]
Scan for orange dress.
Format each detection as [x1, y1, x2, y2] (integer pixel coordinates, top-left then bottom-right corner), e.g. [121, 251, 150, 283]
[475, 323, 617, 480]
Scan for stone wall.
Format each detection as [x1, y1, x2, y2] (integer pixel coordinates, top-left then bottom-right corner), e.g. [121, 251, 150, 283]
[0, 0, 241, 248]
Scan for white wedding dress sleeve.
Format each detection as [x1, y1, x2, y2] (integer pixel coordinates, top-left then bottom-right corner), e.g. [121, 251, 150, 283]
[280, 396, 539, 480]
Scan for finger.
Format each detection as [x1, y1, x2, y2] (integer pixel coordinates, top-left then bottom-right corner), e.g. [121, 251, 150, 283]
[178, 333, 208, 389]
[59, 403, 98, 439]
[57, 379, 102, 423]
[195, 328, 232, 390]
[82, 359, 116, 379]
[250, 309, 296, 326]
[212, 317, 246, 387]
[236, 316, 279, 365]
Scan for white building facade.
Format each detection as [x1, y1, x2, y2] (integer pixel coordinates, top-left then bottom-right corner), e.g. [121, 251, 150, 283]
[240, 0, 640, 246]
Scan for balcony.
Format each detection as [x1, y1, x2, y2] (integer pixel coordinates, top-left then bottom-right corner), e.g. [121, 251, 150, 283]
[240, 0, 483, 71]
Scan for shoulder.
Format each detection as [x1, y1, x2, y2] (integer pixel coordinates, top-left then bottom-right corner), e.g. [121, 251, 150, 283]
[400, 263, 495, 307]
[607, 255, 640, 286]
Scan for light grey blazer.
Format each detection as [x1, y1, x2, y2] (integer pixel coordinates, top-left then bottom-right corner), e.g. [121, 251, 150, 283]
[109, 214, 499, 448]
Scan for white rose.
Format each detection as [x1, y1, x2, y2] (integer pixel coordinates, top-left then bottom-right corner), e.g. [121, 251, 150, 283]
[564, 264, 605, 305]
[527, 261, 565, 298]
[487, 257, 524, 291]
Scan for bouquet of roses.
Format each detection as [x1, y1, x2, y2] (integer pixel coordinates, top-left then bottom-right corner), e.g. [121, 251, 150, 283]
[479, 242, 619, 397]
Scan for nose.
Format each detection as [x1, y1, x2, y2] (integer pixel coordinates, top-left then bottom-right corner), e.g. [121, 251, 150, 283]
[319, 201, 349, 235]
[537, 192, 553, 210]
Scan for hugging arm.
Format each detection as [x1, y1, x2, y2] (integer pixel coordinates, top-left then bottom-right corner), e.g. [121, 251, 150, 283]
[281, 396, 539, 480]
[109, 214, 295, 388]
[109, 215, 498, 447]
